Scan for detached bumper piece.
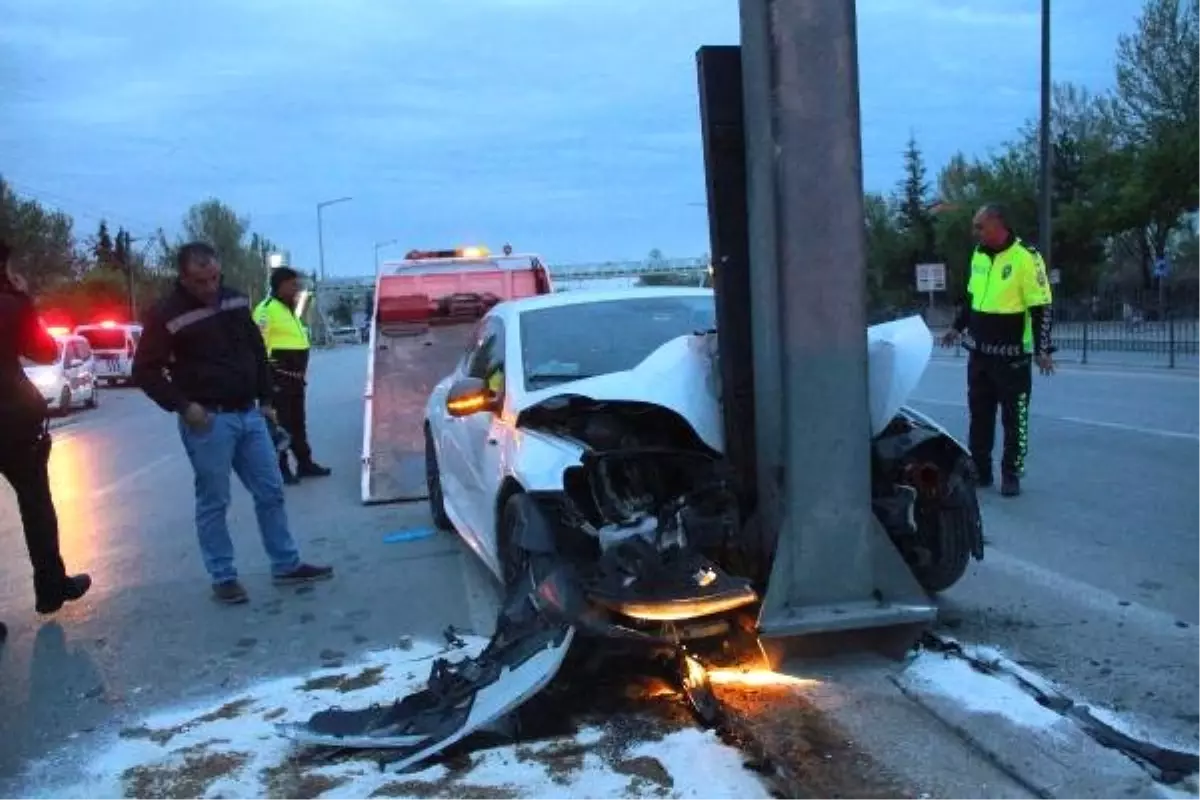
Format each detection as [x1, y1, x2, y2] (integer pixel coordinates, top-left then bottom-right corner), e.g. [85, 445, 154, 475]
[585, 538, 758, 623]
[278, 618, 575, 769]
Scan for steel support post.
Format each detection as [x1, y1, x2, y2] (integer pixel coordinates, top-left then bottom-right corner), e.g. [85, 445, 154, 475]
[738, 0, 937, 636]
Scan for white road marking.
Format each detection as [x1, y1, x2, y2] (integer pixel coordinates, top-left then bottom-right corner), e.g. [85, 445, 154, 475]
[90, 453, 177, 499]
[928, 357, 1199, 383]
[981, 548, 1200, 632]
[911, 397, 1199, 441]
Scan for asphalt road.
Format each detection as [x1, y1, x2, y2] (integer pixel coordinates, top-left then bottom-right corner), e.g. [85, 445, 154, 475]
[1, 342, 1196, 790]
[914, 357, 1200, 750]
[0, 345, 499, 789]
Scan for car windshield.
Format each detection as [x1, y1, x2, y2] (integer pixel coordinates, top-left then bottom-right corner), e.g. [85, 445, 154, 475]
[520, 295, 715, 390]
[79, 328, 126, 350]
[20, 342, 64, 369]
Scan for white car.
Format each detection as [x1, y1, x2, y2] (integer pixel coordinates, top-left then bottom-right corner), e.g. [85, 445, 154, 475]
[423, 287, 980, 642]
[22, 333, 100, 414]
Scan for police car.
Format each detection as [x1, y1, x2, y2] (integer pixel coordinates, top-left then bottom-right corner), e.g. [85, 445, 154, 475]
[74, 320, 142, 386]
[23, 330, 100, 414]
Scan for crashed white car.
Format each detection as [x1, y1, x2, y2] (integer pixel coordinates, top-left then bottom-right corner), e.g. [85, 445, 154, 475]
[423, 287, 982, 643]
[282, 287, 982, 757]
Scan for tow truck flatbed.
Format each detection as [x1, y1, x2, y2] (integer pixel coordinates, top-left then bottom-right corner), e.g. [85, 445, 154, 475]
[360, 249, 553, 505]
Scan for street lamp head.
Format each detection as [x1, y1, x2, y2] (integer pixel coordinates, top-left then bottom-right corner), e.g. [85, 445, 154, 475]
[267, 252, 285, 269]
[319, 196, 353, 209]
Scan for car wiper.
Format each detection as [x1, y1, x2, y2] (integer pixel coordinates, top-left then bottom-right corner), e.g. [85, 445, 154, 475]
[526, 371, 595, 387]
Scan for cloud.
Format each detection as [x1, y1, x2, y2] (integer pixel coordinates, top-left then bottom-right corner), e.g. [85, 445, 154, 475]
[0, 0, 1135, 268]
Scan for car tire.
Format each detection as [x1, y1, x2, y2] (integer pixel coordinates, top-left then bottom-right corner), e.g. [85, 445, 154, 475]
[423, 425, 453, 530]
[57, 387, 71, 417]
[85, 383, 99, 409]
[498, 493, 558, 620]
[910, 457, 980, 594]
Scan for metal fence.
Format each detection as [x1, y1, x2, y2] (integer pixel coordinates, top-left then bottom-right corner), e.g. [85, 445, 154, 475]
[917, 285, 1200, 369]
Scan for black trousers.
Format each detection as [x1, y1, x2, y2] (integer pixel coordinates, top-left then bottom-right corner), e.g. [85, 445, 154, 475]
[967, 352, 1033, 478]
[0, 428, 68, 600]
[273, 375, 313, 466]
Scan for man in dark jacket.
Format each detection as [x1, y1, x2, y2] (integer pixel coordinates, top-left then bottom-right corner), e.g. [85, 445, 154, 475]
[133, 242, 332, 604]
[0, 239, 92, 618]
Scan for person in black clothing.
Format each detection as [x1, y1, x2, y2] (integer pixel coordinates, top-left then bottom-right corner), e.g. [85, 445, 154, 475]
[0, 239, 92, 617]
[132, 242, 333, 604]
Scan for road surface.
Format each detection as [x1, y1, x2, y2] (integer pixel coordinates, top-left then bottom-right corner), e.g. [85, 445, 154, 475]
[0, 346, 500, 789]
[0, 343, 1195, 793]
[913, 358, 1199, 750]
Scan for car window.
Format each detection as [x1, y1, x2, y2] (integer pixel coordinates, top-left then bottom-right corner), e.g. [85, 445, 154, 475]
[520, 295, 715, 391]
[77, 340, 92, 359]
[466, 318, 506, 394]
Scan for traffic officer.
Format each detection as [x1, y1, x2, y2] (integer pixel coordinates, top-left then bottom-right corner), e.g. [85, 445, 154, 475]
[941, 204, 1055, 497]
[0, 238, 92, 617]
[254, 267, 330, 485]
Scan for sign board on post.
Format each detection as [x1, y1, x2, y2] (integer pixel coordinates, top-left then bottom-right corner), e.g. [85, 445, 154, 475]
[915, 263, 946, 293]
[1048, 268, 1061, 285]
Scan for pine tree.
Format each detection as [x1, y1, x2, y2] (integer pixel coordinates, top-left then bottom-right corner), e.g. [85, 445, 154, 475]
[94, 220, 115, 268]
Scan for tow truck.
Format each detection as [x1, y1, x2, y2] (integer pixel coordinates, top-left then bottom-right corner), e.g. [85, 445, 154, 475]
[360, 246, 553, 506]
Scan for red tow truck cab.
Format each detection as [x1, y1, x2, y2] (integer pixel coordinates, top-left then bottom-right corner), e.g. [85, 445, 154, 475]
[375, 247, 553, 333]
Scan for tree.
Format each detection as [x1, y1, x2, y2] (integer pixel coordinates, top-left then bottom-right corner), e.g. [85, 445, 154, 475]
[1109, 0, 1200, 286]
[92, 220, 115, 268]
[171, 198, 278, 302]
[0, 176, 78, 291]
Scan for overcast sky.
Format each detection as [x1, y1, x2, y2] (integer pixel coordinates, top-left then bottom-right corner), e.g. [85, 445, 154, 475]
[2, 0, 1141, 274]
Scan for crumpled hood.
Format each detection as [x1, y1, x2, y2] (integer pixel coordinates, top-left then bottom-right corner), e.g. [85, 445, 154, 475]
[514, 315, 933, 448]
[515, 332, 725, 452]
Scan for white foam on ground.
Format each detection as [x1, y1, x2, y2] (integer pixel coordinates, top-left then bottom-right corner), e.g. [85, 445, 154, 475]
[18, 636, 768, 800]
[902, 650, 1066, 731]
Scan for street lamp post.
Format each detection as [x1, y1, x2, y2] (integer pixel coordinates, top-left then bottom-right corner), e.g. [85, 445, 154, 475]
[374, 238, 399, 274]
[316, 196, 353, 282]
[1038, 0, 1053, 265]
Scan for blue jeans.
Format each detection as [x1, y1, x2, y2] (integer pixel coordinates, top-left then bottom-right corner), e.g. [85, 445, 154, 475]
[178, 409, 301, 584]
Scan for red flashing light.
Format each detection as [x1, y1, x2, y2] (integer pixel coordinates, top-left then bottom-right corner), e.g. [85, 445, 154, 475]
[47, 326, 70, 337]
[99, 319, 118, 328]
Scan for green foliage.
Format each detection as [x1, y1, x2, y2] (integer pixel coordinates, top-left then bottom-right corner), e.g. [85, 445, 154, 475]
[638, 270, 703, 287]
[0, 178, 284, 323]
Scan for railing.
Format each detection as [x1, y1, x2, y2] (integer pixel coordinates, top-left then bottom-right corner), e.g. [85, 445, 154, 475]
[919, 286, 1199, 369]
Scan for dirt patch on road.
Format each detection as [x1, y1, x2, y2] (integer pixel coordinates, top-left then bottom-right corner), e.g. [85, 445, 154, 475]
[714, 681, 915, 799]
[122, 744, 249, 799]
[297, 665, 387, 693]
[120, 698, 255, 746]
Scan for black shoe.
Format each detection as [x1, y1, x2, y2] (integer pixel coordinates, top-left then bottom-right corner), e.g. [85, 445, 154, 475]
[280, 460, 300, 485]
[973, 461, 994, 488]
[272, 563, 334, 585]
[297, 462, 332, 478]
[36, 574, 92, 615]
[1000, 473, 1021, 497]
[0, 621, 7, 644]
[213, 580, 249, 604]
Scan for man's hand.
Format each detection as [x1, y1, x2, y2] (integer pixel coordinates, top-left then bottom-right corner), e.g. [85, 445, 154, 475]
[940, 329, 961, 349]
[182, 402, 211, 431]
[1036, 353, 1055, 376]
[260, 405, 278, 425]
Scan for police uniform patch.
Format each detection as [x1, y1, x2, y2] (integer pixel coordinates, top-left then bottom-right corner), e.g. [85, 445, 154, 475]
[1002, 264, 1012, 280]
[1037, 271, 1046, 286]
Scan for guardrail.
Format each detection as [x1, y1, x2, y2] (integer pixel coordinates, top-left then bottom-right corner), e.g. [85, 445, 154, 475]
[926, 286, 1200, 371]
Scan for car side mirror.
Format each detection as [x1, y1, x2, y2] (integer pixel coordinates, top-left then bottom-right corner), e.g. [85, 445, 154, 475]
[446, 377, 497, 417]
[66, 358, 83, 369]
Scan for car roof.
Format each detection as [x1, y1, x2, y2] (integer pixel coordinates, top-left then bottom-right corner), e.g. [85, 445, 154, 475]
[490, 286, 713, 326]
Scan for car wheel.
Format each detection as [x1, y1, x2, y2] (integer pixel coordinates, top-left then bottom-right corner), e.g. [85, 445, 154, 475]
[499, 493, 557, 594]
[85, 384, 99, 409]
[909, 457, 980, 594]
[57, 387, 71, 416]
[423, 425, 453, 530]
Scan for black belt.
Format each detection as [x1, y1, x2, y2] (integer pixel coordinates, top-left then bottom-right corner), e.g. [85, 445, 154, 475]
[199, 400, 255, 413]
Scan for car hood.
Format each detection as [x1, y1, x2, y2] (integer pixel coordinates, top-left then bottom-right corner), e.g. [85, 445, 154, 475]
[23, 365, 59, 381]
[514, 314, 933, 448]
[515, 332, 725, 452]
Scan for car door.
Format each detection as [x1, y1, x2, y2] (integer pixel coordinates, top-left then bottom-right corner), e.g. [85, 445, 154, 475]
[75, 340, 95, 396]
[445, 317, 509, 558]
[434, 320, 488, 520]
[63, 341, 82, 402]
